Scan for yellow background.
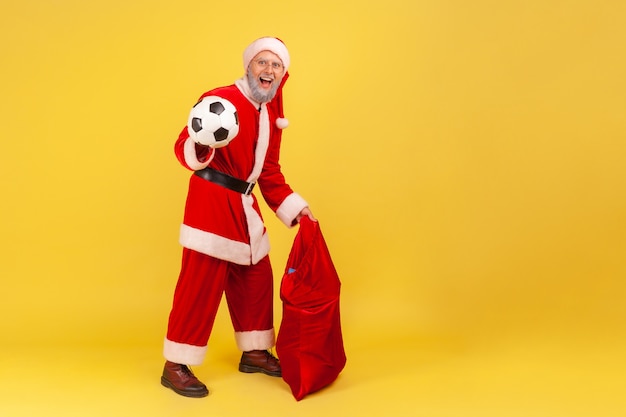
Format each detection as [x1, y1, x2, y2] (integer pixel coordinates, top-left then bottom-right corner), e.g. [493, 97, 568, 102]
[1, 0, 625, 416]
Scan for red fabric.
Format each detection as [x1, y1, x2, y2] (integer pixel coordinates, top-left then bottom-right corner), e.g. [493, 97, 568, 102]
[176, 84, 295, 213]
[174, 85, 293, 243]
[166, 249, 274, 346]
[276, 217, 346, 400]
[173, 84, 297, 264]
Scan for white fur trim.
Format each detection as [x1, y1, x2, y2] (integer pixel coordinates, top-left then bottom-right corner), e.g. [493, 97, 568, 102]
[234, 329, 276, 352]
[246, 102, 270, 183]
[235, 77, 260, 109]
[243, 37, 290, 71]
[180, 224, 254, 265]
[276, 193, 308, 227]
[233, 81, 271, 184]
[242, 195, 271, 265]
[275, 117, 289, 129]
[163, 338, 207, 366]
[183, 137, 213, 171]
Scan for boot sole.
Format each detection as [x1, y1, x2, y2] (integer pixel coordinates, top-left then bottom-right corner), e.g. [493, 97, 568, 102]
[161, 376, 209, 398]
[238, 363, 282, 377]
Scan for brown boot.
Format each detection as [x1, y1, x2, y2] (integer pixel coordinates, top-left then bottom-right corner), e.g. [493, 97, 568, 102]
[239, 350, 282, 377]
[161, 361, 209, 398]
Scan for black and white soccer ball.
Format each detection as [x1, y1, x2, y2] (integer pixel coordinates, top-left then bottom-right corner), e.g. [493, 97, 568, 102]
[187, 96, 239, 148]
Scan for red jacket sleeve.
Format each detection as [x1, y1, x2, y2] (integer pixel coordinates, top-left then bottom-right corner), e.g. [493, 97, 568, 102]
[174, 125, 214, 171]
[257, 128, 294, 212]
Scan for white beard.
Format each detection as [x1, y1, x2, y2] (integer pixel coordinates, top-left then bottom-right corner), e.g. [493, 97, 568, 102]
[246, 71, 280, 103]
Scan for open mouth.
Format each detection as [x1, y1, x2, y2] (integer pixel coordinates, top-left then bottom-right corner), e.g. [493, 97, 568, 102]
[259, 76, 273, 88]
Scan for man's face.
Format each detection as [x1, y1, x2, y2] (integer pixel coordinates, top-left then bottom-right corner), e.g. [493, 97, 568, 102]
[246, 50, 285, 103]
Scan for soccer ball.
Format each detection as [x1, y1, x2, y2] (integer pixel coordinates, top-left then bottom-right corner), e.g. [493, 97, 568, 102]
[187, 96, 239, 148]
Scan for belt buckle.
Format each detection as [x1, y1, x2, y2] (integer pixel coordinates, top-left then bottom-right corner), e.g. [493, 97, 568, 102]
[244, 182, 255, 196]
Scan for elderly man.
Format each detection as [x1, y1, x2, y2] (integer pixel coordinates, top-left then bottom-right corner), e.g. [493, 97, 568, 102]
[161, 37, 315, 398]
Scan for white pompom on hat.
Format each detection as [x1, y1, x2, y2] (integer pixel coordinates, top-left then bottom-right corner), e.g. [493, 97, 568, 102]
[243, 37, 290, 72]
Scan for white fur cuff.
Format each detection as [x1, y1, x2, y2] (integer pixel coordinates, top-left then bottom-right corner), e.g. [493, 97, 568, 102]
[234, 329, 276, 352]
[276, 193, 308, 228]
[183, 137, 213, 171]
[163, 338, 208, 366]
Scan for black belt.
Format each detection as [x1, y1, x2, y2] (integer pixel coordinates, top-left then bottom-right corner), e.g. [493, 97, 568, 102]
[194, 167, 256, 196]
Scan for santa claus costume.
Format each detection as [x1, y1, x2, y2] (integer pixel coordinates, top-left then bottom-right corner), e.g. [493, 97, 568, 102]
[163, 37, 308, 367]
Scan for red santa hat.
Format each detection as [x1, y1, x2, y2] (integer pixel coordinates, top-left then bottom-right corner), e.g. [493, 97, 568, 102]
[243, 36, 290, 72]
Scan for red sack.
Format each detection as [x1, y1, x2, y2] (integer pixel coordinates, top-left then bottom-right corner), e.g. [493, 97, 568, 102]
[276, 217, 347, 401]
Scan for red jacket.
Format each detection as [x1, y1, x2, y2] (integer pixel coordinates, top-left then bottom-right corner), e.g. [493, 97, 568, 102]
[174, 81, 307, 265]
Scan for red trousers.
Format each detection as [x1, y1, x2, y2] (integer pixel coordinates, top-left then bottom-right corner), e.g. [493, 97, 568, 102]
[164, 248, 275, 365]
